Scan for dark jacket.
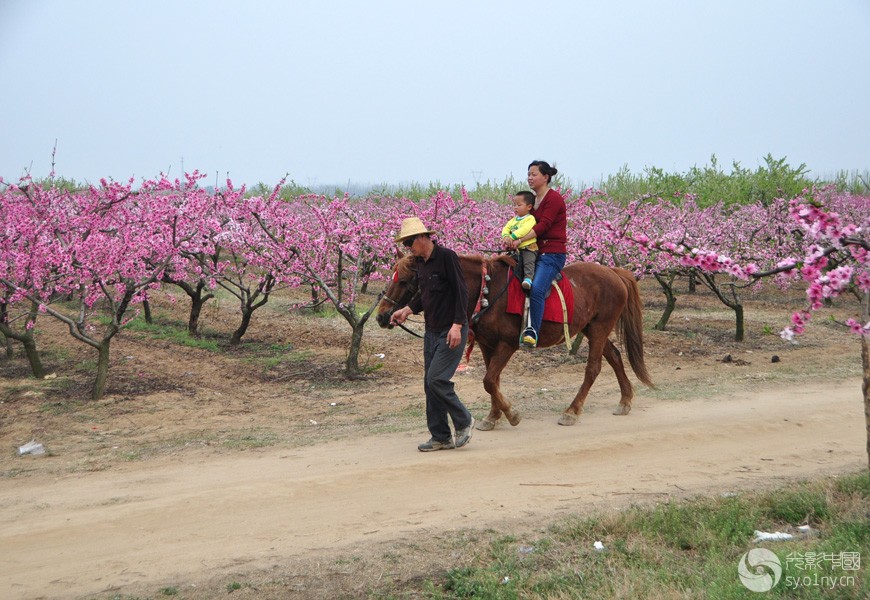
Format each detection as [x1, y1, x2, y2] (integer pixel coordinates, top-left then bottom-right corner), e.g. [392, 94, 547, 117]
[408, 242, 468, 332]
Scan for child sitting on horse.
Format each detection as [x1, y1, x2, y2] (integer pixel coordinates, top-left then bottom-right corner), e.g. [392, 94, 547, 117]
[501, 191, 538, 290]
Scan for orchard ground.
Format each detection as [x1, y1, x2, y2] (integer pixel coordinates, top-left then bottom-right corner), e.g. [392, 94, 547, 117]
[0, 278, 867, 599]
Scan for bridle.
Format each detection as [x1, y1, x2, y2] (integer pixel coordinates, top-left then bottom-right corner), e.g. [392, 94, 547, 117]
[380, 290, 406, 307]
[380, 269, 423, 338]
[381, 270, 419, 306]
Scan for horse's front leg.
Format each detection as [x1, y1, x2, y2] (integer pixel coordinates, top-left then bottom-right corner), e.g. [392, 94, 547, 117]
[476, 342, 521, 430]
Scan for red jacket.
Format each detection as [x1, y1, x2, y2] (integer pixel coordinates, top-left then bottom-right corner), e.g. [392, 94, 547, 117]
[532, 189, 567, 254]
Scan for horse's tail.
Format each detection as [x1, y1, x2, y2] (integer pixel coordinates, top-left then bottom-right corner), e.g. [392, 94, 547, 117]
[614, 268, 655, 388]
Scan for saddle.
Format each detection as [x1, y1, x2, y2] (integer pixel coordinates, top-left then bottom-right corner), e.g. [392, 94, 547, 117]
[505, 273, 574, 323]
[464, 260, 574, 362]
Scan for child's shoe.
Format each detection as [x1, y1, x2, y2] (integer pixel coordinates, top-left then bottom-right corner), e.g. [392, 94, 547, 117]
[521, 327, 537, 348]
[522, 277, 532, 290]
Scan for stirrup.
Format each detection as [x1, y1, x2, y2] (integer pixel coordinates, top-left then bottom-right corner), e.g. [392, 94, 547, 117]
[521, 327, 537, 347]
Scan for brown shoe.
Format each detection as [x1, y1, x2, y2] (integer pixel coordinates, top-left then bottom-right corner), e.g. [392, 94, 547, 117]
[418, 438, 455, 452]
[454, 417, 475, 448]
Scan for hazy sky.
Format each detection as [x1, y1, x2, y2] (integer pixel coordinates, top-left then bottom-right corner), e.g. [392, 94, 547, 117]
[2, 0, 868, 189]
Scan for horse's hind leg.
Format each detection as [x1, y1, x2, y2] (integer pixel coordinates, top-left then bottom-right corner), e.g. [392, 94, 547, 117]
[558, 327, 608, 426]
[477, 342, 521, 431]
[603, 339, 634, 415]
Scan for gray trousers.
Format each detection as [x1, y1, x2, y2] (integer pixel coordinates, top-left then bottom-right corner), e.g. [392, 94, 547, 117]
[519, 248, 537, 282]
[423, 324, 472, 441]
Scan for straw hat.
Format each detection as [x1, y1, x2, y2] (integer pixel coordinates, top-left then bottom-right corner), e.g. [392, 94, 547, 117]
[395, 217, 435, 243]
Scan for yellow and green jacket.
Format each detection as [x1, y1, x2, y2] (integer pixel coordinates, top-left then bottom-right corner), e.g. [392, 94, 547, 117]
[501, 215, 538, 250]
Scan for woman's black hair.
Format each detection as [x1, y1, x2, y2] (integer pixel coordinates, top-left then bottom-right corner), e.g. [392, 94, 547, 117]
[528, 160, 558, 183]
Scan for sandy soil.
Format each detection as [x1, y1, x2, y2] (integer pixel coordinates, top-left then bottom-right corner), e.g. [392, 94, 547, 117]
[0, 283, 867, 599]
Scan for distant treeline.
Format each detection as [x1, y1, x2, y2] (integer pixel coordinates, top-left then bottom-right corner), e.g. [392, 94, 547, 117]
[30, 154, 870, 207]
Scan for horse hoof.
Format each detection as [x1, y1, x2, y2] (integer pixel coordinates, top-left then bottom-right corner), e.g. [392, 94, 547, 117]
[612, 404, 631, 416]
[505, 408, 522, 427]
[476, 418, 496, 431]
[557, 412, 578, 426]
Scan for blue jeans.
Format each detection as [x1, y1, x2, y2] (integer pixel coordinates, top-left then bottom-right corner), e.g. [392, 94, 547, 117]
[529, 253, 566, 336]
[423, 325, 472, 441]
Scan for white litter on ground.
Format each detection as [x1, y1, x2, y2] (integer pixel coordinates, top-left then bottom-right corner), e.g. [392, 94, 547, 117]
[18, 440, 46, 456]
[752, 530, 793, 542]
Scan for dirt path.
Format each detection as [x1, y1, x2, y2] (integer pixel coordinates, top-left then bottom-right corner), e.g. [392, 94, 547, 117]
[1, 379, 865, 599]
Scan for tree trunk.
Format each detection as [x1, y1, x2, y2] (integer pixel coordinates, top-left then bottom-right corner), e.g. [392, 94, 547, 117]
[0, 328, 45, 377]
[734, 303, 744, 342]
[2, 332, 12, 359]
[863, 336, 870, 472]
[310, 284, 324, 312]
[168, 279, 214, 336]
[188, 295, 205, 336]
[20, 334, 45, 378]
[697, 273, 744, 341]
[863, 292, 870, 472]
[1, 303, 13, 359]
[92, 342, 111, 400]
[0, 302, 45, 376]
[345, 321, 364, 378]
[231, 309, 253, 346]
[570, 332, 586, 356]
[143, 299, 153, 324]
[654, 273, 677, 331]
[229, 278, 273, 345]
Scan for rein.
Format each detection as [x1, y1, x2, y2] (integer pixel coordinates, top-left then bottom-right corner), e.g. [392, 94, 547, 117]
[397, 322, 424, 338]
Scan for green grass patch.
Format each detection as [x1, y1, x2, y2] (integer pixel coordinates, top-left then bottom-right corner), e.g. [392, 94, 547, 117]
[221, 428, 283, 450]
[76, 358, 99, 372]
[420, 473, 869, 599]
[240, 343, 312, 372]
[39, 399, 84, 415]
[123, 319, 221, 351]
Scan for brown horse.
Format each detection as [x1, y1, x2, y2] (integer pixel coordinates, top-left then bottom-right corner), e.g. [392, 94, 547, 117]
[376, 254, 653, 428]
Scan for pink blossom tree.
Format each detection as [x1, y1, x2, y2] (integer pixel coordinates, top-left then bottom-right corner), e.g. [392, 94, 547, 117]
[189, 181, 287, 346]
[594, 192, 805, 339]
[746, 191, 870, 470]
[250, 188, 485, 377]
[153, 175, 225, 336]
[0, 175, 202, 399]
[627, 189, 870, 469]
[0, 177, 54, 376]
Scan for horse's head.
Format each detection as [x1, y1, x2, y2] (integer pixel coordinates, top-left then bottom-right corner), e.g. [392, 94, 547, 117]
[376, 254, 419, 328]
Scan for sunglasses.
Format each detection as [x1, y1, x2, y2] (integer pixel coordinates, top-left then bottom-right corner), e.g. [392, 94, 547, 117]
[402, 235, 417, 248]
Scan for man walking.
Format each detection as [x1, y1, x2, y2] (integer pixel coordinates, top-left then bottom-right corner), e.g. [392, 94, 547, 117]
[390, 217, 475, 452]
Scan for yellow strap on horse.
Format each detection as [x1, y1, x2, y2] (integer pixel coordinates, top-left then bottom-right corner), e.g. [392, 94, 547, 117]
[551, 281, 572, 352]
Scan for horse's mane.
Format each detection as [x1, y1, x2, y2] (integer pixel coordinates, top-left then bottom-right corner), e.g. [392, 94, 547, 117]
[459, 253, 517, 269]
[399, 253, 516, 280]
[393, 255, 416, 279]
[493, 254, 517, 268]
